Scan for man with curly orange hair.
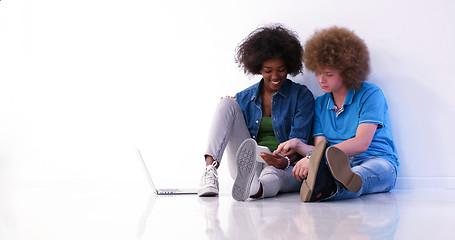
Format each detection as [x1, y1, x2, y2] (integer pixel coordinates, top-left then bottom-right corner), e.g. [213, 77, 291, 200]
[274, 26, 398, 202]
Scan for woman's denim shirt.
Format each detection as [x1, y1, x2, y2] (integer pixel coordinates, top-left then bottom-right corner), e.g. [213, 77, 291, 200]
[234, 79, 315, 144]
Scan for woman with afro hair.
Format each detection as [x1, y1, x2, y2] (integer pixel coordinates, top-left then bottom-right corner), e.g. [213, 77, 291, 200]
[198, 25, 315, 201]
[274, 26, 398, 202]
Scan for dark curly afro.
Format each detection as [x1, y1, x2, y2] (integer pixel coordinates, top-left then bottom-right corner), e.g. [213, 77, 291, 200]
[235, 24, 303, 76]
[303, 26, 370, 89]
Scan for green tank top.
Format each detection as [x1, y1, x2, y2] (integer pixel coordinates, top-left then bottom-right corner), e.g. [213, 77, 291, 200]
[256, 116, 279, 152]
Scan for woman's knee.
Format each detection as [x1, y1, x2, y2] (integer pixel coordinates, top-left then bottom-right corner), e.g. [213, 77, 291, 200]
[217, 97, 239, 110]
[260, 166, 285, 178]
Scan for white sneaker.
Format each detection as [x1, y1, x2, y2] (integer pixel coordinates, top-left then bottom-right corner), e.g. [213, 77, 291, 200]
[198, 161, 219, 196]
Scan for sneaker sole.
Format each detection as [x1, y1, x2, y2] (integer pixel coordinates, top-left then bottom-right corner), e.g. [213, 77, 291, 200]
[232, 139, 257, 201]
[325, 146, 362, 193]
[198, 187, 219, 196]
[300, 140, 327, 202]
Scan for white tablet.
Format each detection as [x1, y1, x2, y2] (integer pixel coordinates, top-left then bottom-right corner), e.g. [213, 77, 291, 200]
[256, 145, 272, 163]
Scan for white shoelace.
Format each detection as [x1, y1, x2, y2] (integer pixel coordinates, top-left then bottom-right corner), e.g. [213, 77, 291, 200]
[202, 162, 218, 184]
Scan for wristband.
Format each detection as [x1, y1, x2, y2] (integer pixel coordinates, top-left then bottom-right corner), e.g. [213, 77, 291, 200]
[305, 151, 312, 158]
[284, 156, 290, 170]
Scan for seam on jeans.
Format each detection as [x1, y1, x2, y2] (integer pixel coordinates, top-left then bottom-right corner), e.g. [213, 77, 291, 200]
[214, 134, 228, 162]
[364, 167, 396, 192]
[213, 99, 238, 162]
[364, 168, 396, 181]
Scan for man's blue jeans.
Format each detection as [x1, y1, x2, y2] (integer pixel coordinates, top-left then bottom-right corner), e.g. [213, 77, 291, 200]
[325, 155, 397, 201]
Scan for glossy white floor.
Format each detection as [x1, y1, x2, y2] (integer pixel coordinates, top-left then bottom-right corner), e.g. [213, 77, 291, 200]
[2, 177, 455, 240]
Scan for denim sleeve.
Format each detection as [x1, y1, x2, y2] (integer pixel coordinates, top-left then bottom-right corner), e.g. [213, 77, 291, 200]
[289, 87, 315, 144]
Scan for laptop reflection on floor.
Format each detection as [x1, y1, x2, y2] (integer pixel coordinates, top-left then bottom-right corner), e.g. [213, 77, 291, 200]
[136, 149, 198, 195]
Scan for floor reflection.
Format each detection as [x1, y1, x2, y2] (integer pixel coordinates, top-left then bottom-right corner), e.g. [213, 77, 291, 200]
[137, 194, 157, 238]
[198, 197, 228, 240]
[197, 193, 399, 239]
[293, 193, 399, 239]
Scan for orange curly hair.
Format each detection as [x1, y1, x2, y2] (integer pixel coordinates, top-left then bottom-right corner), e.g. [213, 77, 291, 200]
[303, 26, 370, 90]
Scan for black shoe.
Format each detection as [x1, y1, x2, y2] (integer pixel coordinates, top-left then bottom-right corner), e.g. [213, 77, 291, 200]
[300, 140, 337, 202]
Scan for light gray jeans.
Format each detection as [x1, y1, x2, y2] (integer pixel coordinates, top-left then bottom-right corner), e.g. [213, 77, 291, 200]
[205, 98, 301, 197]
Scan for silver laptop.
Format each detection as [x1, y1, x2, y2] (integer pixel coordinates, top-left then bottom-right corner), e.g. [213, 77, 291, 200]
[136, 149, 198, 195]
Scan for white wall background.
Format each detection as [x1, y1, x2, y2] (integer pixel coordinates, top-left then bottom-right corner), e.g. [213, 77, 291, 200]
[1, 0, 454, 190]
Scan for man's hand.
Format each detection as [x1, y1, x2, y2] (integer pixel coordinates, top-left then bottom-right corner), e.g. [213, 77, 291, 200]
[292, 157, 310, 181]
[274, 138, 311, 157]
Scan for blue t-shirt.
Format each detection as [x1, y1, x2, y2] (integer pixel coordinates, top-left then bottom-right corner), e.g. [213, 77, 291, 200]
[313, 82, 398, 170]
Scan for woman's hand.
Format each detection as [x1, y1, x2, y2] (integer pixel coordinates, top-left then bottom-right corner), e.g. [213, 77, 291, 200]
[292, 157, 310, 182]
[274, 138, 310, 157]
[259, 152, 289, 170]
